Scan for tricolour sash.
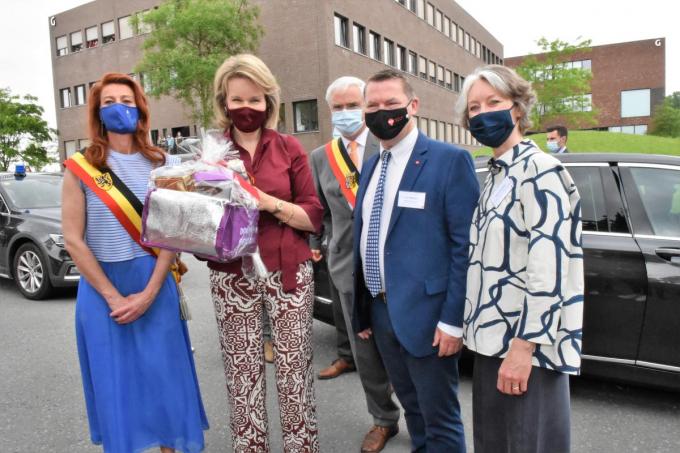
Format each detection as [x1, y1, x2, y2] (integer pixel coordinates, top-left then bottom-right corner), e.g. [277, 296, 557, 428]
[325, 138, 359, 209]
[64, 152, 157, 257]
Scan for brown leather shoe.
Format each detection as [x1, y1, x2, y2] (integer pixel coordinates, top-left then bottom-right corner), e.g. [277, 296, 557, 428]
[361, 424, 399, 453]
[317, 358, 356, 380]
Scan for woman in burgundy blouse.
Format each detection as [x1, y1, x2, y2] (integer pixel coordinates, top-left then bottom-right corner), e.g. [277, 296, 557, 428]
[210, 53, 323, 452]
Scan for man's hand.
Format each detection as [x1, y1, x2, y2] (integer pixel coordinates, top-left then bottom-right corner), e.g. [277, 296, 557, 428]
[358, 328, 373, 340]
[432, 328, 463, 357]
[497, 338, 535, 396]
[310, 249, 323, 262]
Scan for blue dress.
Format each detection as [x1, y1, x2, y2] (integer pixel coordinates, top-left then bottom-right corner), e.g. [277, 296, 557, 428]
[75, 150, 208, 453]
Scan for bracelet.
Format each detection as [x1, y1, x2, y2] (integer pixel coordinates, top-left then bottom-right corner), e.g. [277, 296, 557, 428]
[283, 203, 295, 223]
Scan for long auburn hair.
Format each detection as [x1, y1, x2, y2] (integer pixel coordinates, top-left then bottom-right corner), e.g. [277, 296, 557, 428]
[85, 72, 165, 169]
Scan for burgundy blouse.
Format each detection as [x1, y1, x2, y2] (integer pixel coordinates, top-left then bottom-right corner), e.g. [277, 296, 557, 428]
[208, 128, 323, 292]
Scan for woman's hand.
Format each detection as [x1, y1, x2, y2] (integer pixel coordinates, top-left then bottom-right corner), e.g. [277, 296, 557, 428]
[255, 188, 274, 212]
[497, 338, 535, 396]
[109, 290, 156, 324]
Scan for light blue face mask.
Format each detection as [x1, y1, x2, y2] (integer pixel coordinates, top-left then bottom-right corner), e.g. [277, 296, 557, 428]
[546, 140, 560, 152]
[331, 109, 364, 137]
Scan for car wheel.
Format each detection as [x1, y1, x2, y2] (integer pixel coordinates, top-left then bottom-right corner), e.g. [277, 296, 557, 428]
[13, 243, 54, 300]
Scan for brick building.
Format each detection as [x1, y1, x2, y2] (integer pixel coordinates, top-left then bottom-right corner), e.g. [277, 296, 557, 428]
[505, 38, 666, 135]
[49, 0, 503, 161]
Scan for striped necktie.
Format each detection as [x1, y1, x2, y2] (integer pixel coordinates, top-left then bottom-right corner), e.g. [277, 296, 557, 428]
[365, 150, 391, 297]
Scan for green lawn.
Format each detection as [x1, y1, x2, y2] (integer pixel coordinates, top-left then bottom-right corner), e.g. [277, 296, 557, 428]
[472, 131, 680, 157]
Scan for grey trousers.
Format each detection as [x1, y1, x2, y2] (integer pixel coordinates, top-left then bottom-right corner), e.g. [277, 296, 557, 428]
[473, 353, 571, 453]
[338, 290, 400, 427]
[329, 278, 353, 363]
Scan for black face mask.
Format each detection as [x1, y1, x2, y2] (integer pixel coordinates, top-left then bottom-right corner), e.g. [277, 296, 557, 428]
[365, 100, 412, 140]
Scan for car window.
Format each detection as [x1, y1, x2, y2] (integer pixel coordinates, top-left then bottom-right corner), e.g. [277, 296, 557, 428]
[0, 195, 8, 214]
[568, 167, 609, 232]
[1, 177, 63, 209]
[628, 167, 680, 237]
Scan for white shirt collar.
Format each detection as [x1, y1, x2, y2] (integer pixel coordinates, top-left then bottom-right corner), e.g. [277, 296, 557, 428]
[340, 126, 369, 149]
[379, 126, 419, 163]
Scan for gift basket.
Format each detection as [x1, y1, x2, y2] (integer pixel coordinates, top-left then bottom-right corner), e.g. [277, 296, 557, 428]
[141, 130, 266, 275]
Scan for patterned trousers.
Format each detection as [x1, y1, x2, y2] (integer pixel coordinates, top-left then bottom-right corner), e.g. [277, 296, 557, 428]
[210, 261, 319, 453]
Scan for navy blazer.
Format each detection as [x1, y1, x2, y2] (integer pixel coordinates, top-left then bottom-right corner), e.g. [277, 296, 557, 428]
[352, 131, 480, 357]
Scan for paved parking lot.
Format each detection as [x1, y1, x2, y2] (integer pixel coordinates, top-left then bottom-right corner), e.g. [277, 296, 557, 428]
[1, 256, 679, 452]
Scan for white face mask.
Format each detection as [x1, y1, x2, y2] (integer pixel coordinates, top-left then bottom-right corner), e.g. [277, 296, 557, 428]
[546, 140, 560, 152]
[331, 108, 364, 137]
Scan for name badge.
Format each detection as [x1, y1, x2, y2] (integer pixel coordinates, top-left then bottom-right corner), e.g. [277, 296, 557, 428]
[398, 191, 426, 209]
[489, 177, 514, 207]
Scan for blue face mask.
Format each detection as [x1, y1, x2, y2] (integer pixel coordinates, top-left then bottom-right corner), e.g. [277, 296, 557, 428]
[468, 108, 515, 148]
[331, 109, 364, 137]
[546, 140, 560, 153]
[99, 103, 140, 134]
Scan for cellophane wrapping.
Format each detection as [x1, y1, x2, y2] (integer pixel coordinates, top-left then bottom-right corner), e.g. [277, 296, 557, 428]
[141, 130, 265, 273]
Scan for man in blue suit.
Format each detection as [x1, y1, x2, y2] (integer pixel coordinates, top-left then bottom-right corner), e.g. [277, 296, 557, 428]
[353, 69, 479, 452]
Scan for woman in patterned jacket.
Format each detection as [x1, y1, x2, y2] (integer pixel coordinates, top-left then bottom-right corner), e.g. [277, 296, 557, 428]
[456, 65, 584, 453]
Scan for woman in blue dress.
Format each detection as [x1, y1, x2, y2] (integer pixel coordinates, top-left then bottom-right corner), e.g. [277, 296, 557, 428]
[62, 73, 208, 453]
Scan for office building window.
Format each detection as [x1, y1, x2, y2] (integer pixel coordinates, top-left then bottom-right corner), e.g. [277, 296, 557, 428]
[334, 14, 349, 48]
[293, 100, 319, 133]
[409, 0, 417, 13]
[443, 16, 450, 37]
[408, 51, 417, 75]
[137, 10, 152, 34]
[74, 84, 86, 106]
[428, 60, 436, 83]
[119, 16, 134, 40]
[465, 32, 470, 52]
[476, 41, 481, 58]
[59, 88, 71, 108]
[445, 123, 453, 143]
[426, 3, 434, 25]
[438, 121, 445, 141]
[85, 26, 98, 48]
[397, 45, 407, 71]
[418, 56, 427, 79]
[430, 119, 438, 139]
[437, 65, 445, 86]
[417, 0, 425, 19]
[78, 138, 91, 150]
[458, 27, 464, 46]
[383, 39, 395, 66]
[454, 73, 460, 92]
[621, 89, 651, 118]
[352, 23, 366, 54]
[56, 36, 68, 56]
[64, 140, 77, 158]
[70, 31, 83, 53]
[435, 10, 442, 31]
[419, 117, 428, 134]
[454, 125, 460, 143]
[451, 21, 458, 43]
[369, 31, 381, 60]
[102, 20, 115, 43]
[445, 69, 452, 90]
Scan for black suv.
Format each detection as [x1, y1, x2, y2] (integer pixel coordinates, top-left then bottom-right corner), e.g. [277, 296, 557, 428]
[314, 153, 680, 391]
[0, 171, 79, 299]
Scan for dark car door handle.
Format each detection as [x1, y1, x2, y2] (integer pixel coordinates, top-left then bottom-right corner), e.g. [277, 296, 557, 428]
[655, 247, 680, 263]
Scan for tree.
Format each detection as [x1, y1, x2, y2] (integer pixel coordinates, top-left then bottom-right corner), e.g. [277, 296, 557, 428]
[133, 0, 263, 129]
[0, 88, 55, 171]
[649, 93, 680, 138]
[515, 37, 598, 131]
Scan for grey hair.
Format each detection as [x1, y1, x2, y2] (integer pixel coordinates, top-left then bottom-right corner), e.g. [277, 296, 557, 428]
[455, 65, 536, 134]
[325, 76, 366, 105]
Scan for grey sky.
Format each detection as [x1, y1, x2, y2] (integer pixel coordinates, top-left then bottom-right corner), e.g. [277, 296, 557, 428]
[1, 0, 678, 130]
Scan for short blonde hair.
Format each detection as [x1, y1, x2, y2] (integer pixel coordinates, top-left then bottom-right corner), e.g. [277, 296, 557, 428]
[213, 53, 280, 130]
[455, 65, 536, 134]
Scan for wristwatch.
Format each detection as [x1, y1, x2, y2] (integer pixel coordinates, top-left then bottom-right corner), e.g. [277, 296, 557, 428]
[272, 199, 284, 214]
